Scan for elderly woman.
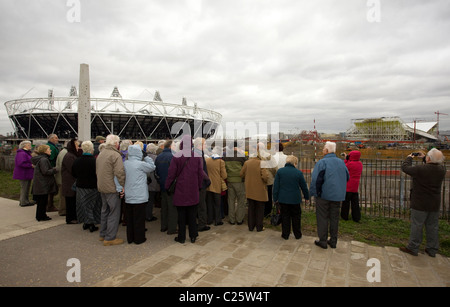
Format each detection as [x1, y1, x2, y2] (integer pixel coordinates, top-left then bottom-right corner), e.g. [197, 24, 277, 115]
[124, 144, 155, 244]
[120, 139, 133, 162]
[166, 135, 206, 244]
[273, 155, 310, 240]
[72, 141, 102, 232]
[61, 139, 80, 224]
[13, 141, 35, 207]
[31, 145, 58, 221]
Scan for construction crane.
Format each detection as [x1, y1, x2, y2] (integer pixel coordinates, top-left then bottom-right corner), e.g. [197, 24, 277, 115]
[435, 111, 448, 140]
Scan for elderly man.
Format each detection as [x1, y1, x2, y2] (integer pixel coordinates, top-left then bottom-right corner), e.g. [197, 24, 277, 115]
[96, 134, 126, 246]
[400, 148, 446, 257]
[310, 141, 349, 249]
[46, 134, 60, 167]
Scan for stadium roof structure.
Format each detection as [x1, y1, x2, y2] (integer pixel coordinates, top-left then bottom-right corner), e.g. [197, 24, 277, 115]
[346, 116, 437, 143]
[4, 87, 222, 141]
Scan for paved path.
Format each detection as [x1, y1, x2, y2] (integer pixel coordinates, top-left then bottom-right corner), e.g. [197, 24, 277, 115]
[0, 197, 449, 287]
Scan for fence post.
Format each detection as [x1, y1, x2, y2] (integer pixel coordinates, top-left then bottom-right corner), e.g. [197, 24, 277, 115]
[400, 173, 405, 210]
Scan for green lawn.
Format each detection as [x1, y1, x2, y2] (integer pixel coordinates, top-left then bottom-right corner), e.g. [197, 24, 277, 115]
[0, 169, 22, 200]
[265, 209, 450, 257]
[1, 169, 449, 257]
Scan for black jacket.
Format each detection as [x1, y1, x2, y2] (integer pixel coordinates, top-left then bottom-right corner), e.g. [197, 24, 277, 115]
[401, 157, 446, 212]
[72, 154, 98, 189]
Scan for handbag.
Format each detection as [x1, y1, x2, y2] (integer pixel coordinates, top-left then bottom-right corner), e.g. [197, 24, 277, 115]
[270, 202, 282, 226]
[167, 158, 190, 195]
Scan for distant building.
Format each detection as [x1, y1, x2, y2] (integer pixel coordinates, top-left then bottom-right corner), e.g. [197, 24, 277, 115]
[346, 117, 437, 143]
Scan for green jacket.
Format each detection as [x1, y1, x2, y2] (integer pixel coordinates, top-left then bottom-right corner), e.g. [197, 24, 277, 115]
[46, 141, 60, 167]
[224, 156, 246, 183]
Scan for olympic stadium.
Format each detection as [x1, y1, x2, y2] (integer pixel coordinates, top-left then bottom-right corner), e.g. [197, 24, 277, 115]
[4, 86, 222, 141]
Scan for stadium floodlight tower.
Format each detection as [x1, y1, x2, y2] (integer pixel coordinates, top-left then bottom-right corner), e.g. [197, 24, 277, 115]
[78, 63, 91, 141]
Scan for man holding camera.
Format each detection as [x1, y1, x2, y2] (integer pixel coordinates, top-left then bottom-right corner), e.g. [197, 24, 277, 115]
[400, 148, 446, 257]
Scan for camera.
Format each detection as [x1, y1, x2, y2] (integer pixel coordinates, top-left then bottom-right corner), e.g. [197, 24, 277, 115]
[411, 152, 420, 156]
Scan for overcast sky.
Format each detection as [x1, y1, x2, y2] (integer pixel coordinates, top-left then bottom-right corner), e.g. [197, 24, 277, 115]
[1, 0, 449, 138]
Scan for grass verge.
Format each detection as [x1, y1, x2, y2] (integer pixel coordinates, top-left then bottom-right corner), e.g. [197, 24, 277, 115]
[265, 209, 450, 257]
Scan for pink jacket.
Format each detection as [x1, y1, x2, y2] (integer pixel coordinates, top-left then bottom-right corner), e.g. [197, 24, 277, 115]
[345, 151, 363, 193]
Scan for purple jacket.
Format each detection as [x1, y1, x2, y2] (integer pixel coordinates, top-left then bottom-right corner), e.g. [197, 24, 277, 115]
[13, 149, 34, 181]
[165, 135, 205, 207]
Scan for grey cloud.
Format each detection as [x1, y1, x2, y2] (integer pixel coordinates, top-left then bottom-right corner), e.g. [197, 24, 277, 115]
[1, 0, 449, 136]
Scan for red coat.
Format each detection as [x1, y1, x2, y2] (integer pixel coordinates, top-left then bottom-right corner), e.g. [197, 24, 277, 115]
[345, 151, 363, 193]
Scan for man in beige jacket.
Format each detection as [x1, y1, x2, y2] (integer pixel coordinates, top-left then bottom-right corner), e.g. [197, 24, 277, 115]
[96, 134, 126, 246]
[206, 152, 227, 226]
[240, 155, 269, 232]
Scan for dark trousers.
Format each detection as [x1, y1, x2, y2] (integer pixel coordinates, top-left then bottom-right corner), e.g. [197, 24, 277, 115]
[197, 188, 208, 229]
[264, 185, 273, 216]
[247, 198, 265, 231]
[177, 205, 198, 242]
[341, 192, 361, 222]
[280, 203, 302, 239]
[206, 191, 222, 225]
[65, 196, 77, 223]
[34, 194, 49, 221]
[160, 191, 178, 233]
[315, 197, 340, 246]
[126, 203, 146, 244]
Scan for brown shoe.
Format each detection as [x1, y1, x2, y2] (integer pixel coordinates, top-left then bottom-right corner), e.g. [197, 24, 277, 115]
[399, 246, 418, 256]
[103, 238, 124, 246]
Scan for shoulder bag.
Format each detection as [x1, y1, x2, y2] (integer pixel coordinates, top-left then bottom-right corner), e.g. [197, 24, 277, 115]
[167, 158, 190, 195]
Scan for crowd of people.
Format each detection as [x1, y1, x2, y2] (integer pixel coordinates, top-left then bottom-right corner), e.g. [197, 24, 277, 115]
[12, 134, 446, 256]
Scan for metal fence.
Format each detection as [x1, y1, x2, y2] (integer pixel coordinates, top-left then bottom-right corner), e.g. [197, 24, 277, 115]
[297, 158, 450, 221]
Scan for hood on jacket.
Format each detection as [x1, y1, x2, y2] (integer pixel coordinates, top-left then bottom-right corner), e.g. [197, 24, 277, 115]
[348, 150, 361, 161]
[127, 144, 143, 160]
[31, 154, 47, 166]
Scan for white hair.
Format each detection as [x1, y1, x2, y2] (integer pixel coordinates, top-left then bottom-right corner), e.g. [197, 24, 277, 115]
[324, 141, 336, 153]
[47, 133, 58, 141]
[18, 140, 31, 149]
[98, 143, 106, 152]
[146, 143, 158, 154]
[120, 140, 132, 151]
[286, 155, 298, 166]
[105, 134, 120, 146]
[427, 148, 445, 164]
[81, 141, 94, 154]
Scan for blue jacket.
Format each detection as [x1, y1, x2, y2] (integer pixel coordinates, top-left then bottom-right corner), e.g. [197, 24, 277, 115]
[310, 153, 349, 202]
[155, 147, 173, 192]
[273, 163, 310, 205]
[123, 145, 155, 204]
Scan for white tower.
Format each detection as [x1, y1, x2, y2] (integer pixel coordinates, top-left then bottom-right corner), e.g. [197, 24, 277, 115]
[78, 63, 91, 141]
